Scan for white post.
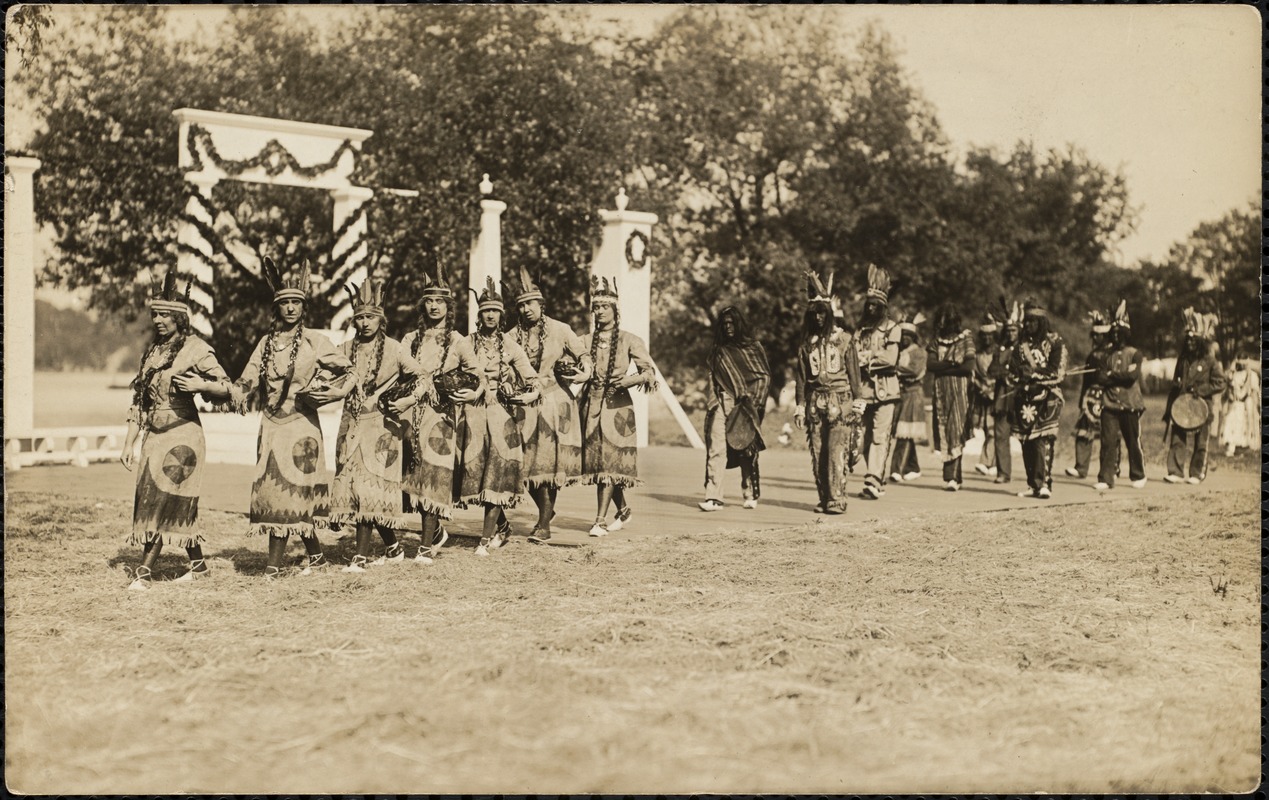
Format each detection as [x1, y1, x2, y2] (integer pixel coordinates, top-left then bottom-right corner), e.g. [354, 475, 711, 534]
[329, 186, 375, 335]
[4, 156, 41, 442]
[178, 173, 219, 338]
[591, 189, 664, 448]
[467, 175, 506, 333]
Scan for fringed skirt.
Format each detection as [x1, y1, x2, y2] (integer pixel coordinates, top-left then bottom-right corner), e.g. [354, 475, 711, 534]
[331, 409, 404, 528]
[128, 408, 206, 548]
[248, 408, 331, 539]
[932, 378, 971, 461]
[402, 402, 461, 519]
[893, 385, 926, 441]
[457, 399, 524, 508]
[578, 386, 641, 488]
[518, 382, 582, 489]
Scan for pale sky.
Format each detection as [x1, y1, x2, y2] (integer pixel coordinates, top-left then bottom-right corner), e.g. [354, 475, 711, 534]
[14, 3, 1260, 311]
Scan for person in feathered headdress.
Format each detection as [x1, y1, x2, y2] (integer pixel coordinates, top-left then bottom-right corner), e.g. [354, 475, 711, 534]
[1093, 299, 1148, 490]
[578, 274, 657, 537]
[1162, 307, 1226, 483]
[396, 261, 482, 562]
[1062, 309, 1113, 481]
[926, 305, 976, 491]
[329, 278, 430, 572]
[698, 304, 770, 513]
[970, 312, 1003, 479]
[120, 269, 233, 590]
[458, 275, 541, 555]
[888, 311, 927, 483]
[853, 264, 904, 499]
[508, 266, 593, 543]
[1004, 298, 1068, 499]
[228, 257, 355, 579]
[794, 268, 864, 514]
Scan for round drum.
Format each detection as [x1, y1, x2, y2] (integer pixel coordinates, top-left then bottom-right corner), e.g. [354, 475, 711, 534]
[1170, 394, 1210, 430]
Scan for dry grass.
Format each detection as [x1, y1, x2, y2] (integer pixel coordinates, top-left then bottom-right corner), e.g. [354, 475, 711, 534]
[4, 485, 1258, 794]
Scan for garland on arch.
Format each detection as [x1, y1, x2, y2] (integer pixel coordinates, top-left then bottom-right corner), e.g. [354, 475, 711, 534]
[185, 124, 359, 180]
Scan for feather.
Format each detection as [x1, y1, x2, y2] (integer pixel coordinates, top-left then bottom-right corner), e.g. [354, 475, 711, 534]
[345, 282, 360, 305]
[912, 312, 926, 327]
[262, 257, 279, 290]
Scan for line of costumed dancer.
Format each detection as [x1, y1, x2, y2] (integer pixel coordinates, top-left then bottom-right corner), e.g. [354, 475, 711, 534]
[122, 259, 1228, 588]
[123, 262, 655, 588]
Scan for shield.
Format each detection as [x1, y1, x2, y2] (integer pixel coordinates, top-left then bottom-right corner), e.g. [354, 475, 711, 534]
[1081, 386, 1104, 423]
[1170, 394, 1209, 430]
[725, 400, 765, 453]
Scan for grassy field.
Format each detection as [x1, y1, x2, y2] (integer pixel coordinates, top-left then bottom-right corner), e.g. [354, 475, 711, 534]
[4, 484, 1258, 794]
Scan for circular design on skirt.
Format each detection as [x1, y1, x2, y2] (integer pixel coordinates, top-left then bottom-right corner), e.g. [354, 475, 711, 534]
[293, 436, 321, 474]
[162, 445, 198, 484]
[375, 432, 399, 468]
[602, 406, 638, 445]
[503, 416, 524, 450]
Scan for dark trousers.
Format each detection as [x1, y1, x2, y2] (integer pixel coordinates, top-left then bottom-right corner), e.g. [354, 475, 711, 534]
[1021, 437, 1055, 492]
[993, 413, 1012, 482]
[1167, 420, 1211, 480]
[942, 455, 963, 484]
[1099, 409, 1145, 487]
[891, 438, 920, 477]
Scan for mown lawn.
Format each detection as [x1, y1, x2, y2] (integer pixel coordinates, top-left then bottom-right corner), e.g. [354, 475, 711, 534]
[4, 485, 1258, 794]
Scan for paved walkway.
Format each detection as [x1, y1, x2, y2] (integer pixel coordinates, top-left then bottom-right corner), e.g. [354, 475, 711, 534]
[6, 444, 1254, 548]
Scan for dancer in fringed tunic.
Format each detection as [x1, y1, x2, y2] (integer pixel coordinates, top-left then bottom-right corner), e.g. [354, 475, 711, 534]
[1162, 308, 1225, 484]
[331, 280, 427, 572]
[579, 275, 657, 537]
[985, 301, 1023, 484]
[927, 307, 975, 491]
[1063, 311, 1111, 479]
[888, 313, 927, 483]
[459, 277, 541, 556]
[794, 270, 864, 515]
[855, 265, 902, 499]
[1094, 300, 1147, 490]
[122, 271, 232, 590]
[229, 259, 354, 579]
[969, 314, 1001, 478]
[1006, 300, 1068, 499]
[393, 264, 482, 564]
[508, 268, 592, 543]
[698, 306, 770, 512]
[1220, 359, 1259, 457]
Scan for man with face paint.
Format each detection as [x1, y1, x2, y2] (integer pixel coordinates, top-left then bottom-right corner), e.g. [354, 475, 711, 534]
[854, 265, 903, 499]
[794, 269, 864, 514]
[1005, 299, 1068, 499]
[330, 280, 427, 572]
[1162, 308, 1226, 484]
[699, 306, 771, 511]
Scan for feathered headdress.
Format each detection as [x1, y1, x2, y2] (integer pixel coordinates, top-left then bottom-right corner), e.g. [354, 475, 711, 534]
[263, 257, 310, 304]
[149, 269, 193, 316]
[805, 269, 834, 305]
[1112, 299, 1131, 330]
[866, 264, 891, 305]
[979, 311, 1001, 334]
[420, 262, 452, 300]
[997, 295, 1023, 328]
[1182, 307, 1217, 339]
[515, 266, 544, 305]
[477, 275, 504, 312]
[898, 310, 927, 336]
[590, 274, 618, 306]
[1023, 298, 1046, 319]
[1088, 308, 1111, 334]
[345, 279, 385, 318]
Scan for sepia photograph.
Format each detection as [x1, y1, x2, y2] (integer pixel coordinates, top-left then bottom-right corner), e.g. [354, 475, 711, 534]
[3, 3, 1260, 794]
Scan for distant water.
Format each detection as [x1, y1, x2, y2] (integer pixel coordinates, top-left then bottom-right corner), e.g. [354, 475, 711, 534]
[34, 372, 134, 428]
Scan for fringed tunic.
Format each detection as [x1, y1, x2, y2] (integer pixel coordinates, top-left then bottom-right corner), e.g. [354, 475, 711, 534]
[398, 328, 480, 519]
[578, 329, 656, 488]
[513, 316, 591, 489]
[456, 332, 539, 508]
[330, 335, 425, 528]
[127, 336, 230, 548]
[1007, 331, 1068, 442]
[930, 330, 975, 461]
[231, 329, 354, 539]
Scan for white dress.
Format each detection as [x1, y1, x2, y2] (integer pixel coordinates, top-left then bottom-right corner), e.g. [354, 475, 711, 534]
[1219, 366, 1259, 450]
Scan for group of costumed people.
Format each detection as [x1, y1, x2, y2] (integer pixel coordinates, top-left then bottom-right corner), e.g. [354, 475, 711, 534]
[122, 260, 655, 589]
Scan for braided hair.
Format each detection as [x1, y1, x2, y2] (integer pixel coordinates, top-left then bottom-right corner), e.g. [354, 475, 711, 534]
[345, 324, 386, 414]
[130, 311, 191, 421]
[259, 305, 305, 415]
[589, 306, 622, 400]
[412, 298, 455, 374]
[516, 314, 547, 372]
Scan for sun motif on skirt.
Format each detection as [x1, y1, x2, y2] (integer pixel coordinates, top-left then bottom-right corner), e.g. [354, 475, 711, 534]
[1020, 404, 1038, 424]
[162, 445, 198, 485]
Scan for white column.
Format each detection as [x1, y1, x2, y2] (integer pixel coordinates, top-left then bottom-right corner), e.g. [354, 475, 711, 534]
[591, 190, 662, 448]
[329, 186, 375, 335]
[178, 173, 219, 338]
[5, 156, 41, 441]
[467, 194, 507, 333]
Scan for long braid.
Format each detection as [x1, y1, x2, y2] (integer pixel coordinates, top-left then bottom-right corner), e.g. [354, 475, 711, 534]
[345, 327, 386, 413]
[517, 315, 547, 372]
[588, 312, 603, 392]
[263, 308, 304, 416]
[604, 307, 621, 399]
[130, 315, 188, 422]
